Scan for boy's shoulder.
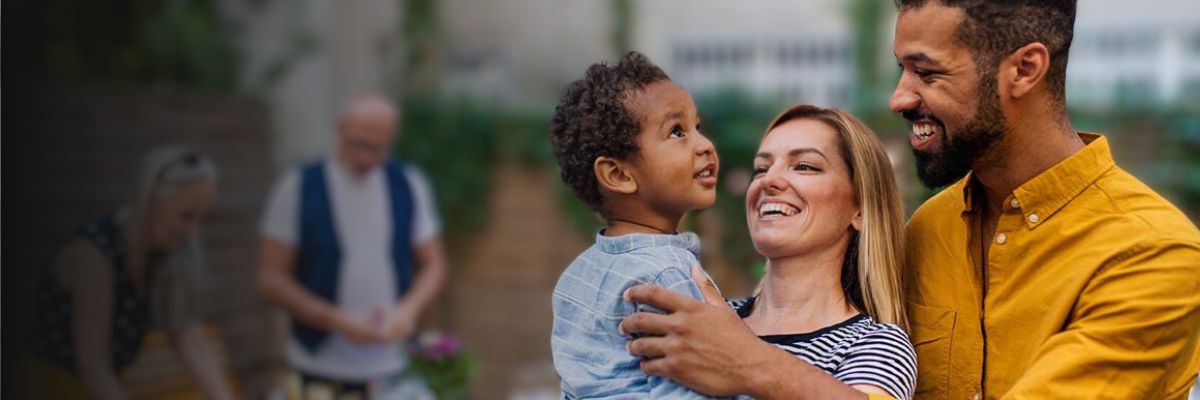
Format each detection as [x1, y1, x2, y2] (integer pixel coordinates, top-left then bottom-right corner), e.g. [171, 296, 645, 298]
[560, 235, 699, 282]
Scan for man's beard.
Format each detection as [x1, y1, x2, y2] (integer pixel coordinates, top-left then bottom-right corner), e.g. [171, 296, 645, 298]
[911, 77, 1007, 189]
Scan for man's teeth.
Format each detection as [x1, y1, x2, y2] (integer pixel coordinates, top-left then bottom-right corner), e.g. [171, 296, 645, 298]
[758, 202, 799, 217]
[913, 123, 935, 140]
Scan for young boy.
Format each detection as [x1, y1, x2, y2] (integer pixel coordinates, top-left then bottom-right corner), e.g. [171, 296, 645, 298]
[549, 51, 721, 398]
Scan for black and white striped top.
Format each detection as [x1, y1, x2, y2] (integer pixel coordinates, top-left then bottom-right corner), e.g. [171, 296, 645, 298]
[730, 297, 917, 400]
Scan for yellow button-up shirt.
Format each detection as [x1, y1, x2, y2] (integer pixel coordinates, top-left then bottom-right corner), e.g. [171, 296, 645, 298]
[905, 133, 1200, 399]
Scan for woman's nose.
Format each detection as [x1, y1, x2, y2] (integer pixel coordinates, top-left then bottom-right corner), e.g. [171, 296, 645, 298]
[760, 167, 787, 194]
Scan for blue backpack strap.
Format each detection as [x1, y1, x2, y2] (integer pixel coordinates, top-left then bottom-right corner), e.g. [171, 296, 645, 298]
[295, 161, 342, 352]
[385, 160, 416, 297]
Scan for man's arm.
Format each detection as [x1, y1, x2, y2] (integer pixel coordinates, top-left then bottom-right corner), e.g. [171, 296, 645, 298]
[1002, 240, 1200, 399]
[619, 265, 870, 400]
[256, 237, 383, 345]
[382, 237, 448, 340]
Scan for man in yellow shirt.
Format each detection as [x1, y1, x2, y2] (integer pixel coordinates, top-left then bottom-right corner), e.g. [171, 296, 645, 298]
[617, 0, 1200, 399]
[892, 1, 1200, 398]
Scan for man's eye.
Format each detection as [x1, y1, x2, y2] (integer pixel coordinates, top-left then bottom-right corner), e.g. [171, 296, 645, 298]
[669, 125, 686, 138]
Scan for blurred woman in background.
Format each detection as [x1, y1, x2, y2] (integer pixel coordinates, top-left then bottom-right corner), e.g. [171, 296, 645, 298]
[21, 146, 235, 400]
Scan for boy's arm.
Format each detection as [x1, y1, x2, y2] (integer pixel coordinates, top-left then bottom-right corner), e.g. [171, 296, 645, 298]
[642, 266, 726, 399]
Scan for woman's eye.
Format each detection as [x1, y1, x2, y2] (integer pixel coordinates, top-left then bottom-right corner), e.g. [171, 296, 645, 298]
[794, 163, 821, 172]
[751, 166, 768, 177]
[668, 125, 686, 138]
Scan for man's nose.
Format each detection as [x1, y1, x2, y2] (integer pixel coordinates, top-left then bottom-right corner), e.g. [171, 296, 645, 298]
[890, 79, 920, 114]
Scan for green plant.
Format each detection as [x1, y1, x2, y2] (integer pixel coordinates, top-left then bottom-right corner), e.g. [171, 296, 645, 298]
[407, 331, 477, 400]
[395, 96, 501, 242]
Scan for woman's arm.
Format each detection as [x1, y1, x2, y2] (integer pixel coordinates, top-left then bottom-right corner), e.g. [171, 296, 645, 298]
[619, 264, 872, 400]
[58, 241, 129, 400]
[167, 324, 235, 400]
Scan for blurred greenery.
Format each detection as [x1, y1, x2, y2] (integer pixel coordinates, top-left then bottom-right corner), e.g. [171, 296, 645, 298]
[394, 96, 501, 243]
[34, 0, 237, 89]
[694, 90, 788, 274]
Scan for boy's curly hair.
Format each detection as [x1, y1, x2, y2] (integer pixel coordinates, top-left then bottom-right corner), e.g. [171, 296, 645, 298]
[549, 51, 669, 215]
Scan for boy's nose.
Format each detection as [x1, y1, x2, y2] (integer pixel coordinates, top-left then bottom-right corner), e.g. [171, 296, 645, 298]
[694, 132, 716, 157]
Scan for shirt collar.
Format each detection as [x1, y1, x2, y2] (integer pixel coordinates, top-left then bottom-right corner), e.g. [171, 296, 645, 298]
[959, 133, 1114, 228]
[595, 229, 701, 255]
[327, 156, 384, 183]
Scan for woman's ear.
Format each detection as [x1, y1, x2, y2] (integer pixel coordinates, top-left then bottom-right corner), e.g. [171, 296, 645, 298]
[851, 209, 863, 231]
[594, 156, 638, 195]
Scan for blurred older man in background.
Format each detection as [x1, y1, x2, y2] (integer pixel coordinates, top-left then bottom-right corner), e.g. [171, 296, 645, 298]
[258, 94, 446, 399]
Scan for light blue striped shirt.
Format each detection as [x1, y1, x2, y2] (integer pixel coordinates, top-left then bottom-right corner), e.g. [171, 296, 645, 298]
[551, 230, 719, 399]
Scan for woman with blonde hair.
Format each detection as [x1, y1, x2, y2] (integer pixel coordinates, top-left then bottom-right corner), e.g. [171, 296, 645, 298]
[622, 104, 915, 400]
[727, 104, 914, 399]
[22, 146, 235, 400]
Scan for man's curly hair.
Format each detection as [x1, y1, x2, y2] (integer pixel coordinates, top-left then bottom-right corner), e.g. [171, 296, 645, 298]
[549, 51, 669, 215]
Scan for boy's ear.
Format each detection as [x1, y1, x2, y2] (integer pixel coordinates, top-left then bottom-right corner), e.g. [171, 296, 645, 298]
[594, 156, 638, 195]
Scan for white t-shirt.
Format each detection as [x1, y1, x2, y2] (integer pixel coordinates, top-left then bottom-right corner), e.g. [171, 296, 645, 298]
[259, 159, 441, 380]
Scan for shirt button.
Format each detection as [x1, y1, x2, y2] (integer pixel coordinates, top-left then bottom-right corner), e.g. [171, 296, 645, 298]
[1028, 213, 1040, 223]
[996, 233, 1007, 244]
[973, 393, 981, 400]
[1010, 198, 1020, 208]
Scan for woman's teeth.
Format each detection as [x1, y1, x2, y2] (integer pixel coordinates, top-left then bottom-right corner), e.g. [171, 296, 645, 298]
[758, 202, 799, 217]
[695, 169, 713, 178]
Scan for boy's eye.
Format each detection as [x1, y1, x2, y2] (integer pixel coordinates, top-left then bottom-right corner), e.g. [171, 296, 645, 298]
[668, 125, 686, 138]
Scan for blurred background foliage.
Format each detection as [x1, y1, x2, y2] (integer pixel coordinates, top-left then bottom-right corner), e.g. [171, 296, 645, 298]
[31, 0, 237, 89]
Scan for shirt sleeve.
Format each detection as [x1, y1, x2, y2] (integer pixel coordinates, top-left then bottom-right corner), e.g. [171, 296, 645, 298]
[260, 170, 300, 246]
[835, 326, 917, 400]
[1002, 238, 1200, 399]
[645, 267, 723, 399]
[402, 165, 443, 247]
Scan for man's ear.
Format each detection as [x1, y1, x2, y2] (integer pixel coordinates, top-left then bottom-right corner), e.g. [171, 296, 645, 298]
[595, 156, 638, 195]
[1004, 42, 1051, 99]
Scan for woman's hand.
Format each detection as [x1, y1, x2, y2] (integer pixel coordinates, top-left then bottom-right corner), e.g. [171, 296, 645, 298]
[620, 264, 871, 400]
[618, 264, 767, 396]
[168, 325, 235, 400]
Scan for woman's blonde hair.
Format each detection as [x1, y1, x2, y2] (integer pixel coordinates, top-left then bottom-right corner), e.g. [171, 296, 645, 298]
[131, 146, 219, 330]
[762, 105, 908, 331]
